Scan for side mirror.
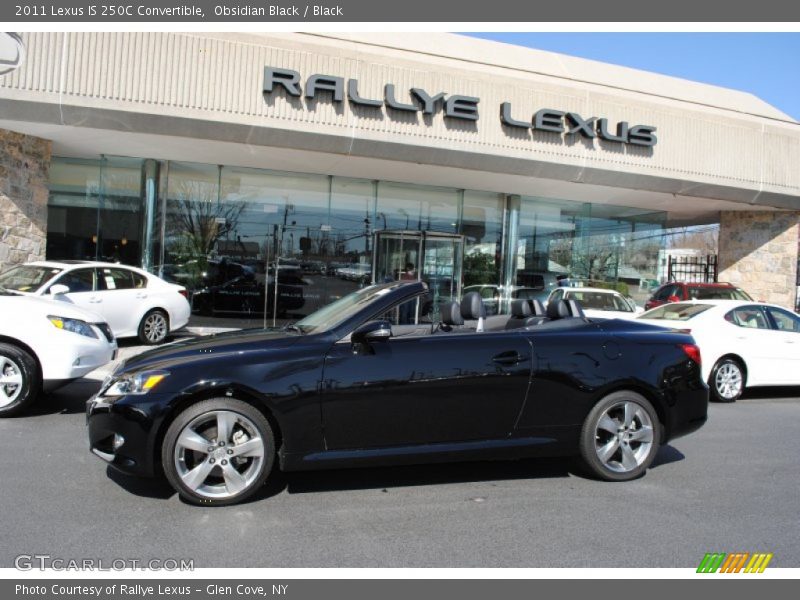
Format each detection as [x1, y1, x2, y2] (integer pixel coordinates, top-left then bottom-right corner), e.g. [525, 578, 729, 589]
[50, 284, 70, 296]
[351, 320, 392, 345]
[635, 306, 645, 314]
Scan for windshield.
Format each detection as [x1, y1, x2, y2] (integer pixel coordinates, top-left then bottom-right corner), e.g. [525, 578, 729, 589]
[294, 282, 409, 334]
[688, 286, 752, 301]
[0, 265, 62, 292]
[566, 291, 633, 312]
[640, 303, 713, 321]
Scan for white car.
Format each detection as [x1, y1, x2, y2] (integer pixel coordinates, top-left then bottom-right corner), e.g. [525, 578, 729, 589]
[547, 287, 642, 320]
[0, 261, 191, 345]
[0, 288, 117, 416]
[636, 300, 800, 402]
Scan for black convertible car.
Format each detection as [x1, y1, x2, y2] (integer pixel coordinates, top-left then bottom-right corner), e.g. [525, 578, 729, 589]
[87, 281, 708, 506]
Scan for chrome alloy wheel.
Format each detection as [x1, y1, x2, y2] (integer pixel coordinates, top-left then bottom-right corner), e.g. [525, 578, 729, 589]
[143, 312, 168, 343]
[0, 354, 24, 408]
[714, 362, 743, 401]
[173, 410, 266, 499]
[594, 401, 655, 474]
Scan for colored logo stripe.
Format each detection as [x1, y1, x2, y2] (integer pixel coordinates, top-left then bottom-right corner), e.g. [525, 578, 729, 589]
[697, 552, 773, 573]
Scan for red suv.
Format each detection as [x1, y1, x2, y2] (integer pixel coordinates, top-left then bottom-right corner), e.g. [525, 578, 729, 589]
[644, 282, 752, 311]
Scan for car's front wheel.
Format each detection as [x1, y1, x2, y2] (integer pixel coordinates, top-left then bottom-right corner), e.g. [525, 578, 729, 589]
[0, 343, 39, 417]
[578, 391, 661, 481]
[162, 399, 276, 506]
[709, 357, 745, 403]
[138, 309, 169, 345]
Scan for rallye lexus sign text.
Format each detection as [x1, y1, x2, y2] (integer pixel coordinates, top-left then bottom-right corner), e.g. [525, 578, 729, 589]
[263, 67, 658, 147]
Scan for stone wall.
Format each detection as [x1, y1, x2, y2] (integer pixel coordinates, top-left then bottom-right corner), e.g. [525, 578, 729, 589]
[718, 211, 800, 309]
[0, 129, 51, 270]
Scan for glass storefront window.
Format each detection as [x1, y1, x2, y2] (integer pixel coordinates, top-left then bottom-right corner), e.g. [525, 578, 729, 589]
[47, 157, 143, 265]
[45, 155, 666, 326]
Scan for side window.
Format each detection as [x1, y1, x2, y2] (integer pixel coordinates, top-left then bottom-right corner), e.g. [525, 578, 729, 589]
[550, 289, 564, 303]
[376, 297, 431, 326]
[727, 306, 771, 330]
[56, 269, 95, 293]
[766, 307, 800, 332]
[655, 285, 675, 301]
[132, 273, 147, 289]
[98, 268, 135, 291]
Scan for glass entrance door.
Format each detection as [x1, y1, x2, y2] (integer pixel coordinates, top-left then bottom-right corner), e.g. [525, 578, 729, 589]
[373, 231, 464, 323]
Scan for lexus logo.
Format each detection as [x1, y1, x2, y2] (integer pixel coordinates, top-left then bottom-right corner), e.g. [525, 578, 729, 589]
[0, 33, 25, 77]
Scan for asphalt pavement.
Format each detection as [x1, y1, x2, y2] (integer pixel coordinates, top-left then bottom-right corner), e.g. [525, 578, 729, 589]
[1, 373, 798, 568]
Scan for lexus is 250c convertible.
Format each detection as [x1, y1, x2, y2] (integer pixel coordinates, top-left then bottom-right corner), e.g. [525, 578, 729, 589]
[87, 281, 708, 506]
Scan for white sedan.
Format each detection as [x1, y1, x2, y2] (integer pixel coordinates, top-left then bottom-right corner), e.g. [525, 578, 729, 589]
[547, 287, 642, 320]
[0, 261, 191, 345]
[0, 288, 117, 416]
[637, 300, 800, 402]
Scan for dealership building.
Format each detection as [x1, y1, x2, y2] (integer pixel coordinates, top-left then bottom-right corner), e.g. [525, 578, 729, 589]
[1, 31, 799, 320]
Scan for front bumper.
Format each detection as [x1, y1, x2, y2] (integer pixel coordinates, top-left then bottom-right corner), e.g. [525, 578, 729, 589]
[86, 392, 170, 477]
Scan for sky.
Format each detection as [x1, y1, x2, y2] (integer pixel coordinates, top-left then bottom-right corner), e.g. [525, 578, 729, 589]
[464, 33, 800, 121]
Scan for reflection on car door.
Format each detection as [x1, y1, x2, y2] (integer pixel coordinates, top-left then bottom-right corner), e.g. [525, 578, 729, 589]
[321, 330, 533, 449]
[764, 306, 800, 384]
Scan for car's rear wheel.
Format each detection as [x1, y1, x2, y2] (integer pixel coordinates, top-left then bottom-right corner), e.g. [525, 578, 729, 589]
[0, 343, 39, 417]
[162, 399, 275, 506]
[709, 358, 745, 403]
[578, 391, 660, 481]
[138, 309, 169, 345]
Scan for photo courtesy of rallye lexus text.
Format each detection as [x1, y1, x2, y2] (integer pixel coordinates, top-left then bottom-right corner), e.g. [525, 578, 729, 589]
[87, 281, 708, 506]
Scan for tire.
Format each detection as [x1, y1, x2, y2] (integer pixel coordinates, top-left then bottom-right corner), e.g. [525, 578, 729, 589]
[578, 391, 661, 482]
[0, 343, 40, 417]
[708, 357, 745, 403]
[162, 398, 276, 506]
[138, 309, 169, 345]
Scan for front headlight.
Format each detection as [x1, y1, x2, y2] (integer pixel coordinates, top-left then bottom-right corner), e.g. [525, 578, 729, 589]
[103, 370, 169, 397]
[48, 315, 98, 339]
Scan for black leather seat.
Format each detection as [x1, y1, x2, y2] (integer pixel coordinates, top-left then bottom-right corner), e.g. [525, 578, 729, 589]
[566, 299, 587, 319]
[530, 298, 545, 316]
[506, 298, 549, 329]
[437, 300, 465, 332]
[460, 291, 487, 332]
[546, 299, 572, 320]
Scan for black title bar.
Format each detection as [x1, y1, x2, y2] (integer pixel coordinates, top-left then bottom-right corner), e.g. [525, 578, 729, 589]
[3, 0, 800, 22]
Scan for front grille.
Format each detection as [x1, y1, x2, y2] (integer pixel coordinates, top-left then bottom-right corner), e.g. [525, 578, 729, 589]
[95, 323, 115, 343]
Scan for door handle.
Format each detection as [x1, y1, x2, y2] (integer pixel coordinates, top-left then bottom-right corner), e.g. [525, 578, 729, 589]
[492, 351, 527, 366]
[88, 297, 102, 303]
[136, 292, 148, 299]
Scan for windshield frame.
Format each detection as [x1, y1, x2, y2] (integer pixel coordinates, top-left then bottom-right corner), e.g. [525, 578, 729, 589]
[639, 302, 714, 321]
[294, 281, 425, 336]
[0, 264, 62, 293]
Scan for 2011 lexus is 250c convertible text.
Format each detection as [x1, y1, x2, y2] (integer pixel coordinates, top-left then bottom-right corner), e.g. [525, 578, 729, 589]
[87, 281, 708, 506]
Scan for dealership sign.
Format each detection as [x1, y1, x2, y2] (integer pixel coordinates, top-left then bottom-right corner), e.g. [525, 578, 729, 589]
[0, 33, 24, 77]
[263, 67, 657, 147]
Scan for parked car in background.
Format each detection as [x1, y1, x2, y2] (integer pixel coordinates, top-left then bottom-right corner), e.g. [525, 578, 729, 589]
[0, 287, 116, 416]
[644, 281, 751, 310]
[637, 300, 800, 402]
[0, 261, 191, 345]
[547, 287, 642, 320]
[87, 281, 707, 506]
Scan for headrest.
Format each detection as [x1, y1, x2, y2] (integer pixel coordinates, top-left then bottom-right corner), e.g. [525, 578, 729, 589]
[440, 300, 464, 326]
[530, 299, 545, 316]
[567, 299, 586, 319]
[460, 291, 486, 320]
[546, 299, 571, 320]
[510, 299, 532, 318]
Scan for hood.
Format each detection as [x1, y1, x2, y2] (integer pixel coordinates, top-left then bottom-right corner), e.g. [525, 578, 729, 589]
[0, 291, 106, 323]
[119, 327, 307, 373]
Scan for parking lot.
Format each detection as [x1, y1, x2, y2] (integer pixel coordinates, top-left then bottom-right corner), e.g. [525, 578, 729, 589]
[1, 348, 798, 568]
